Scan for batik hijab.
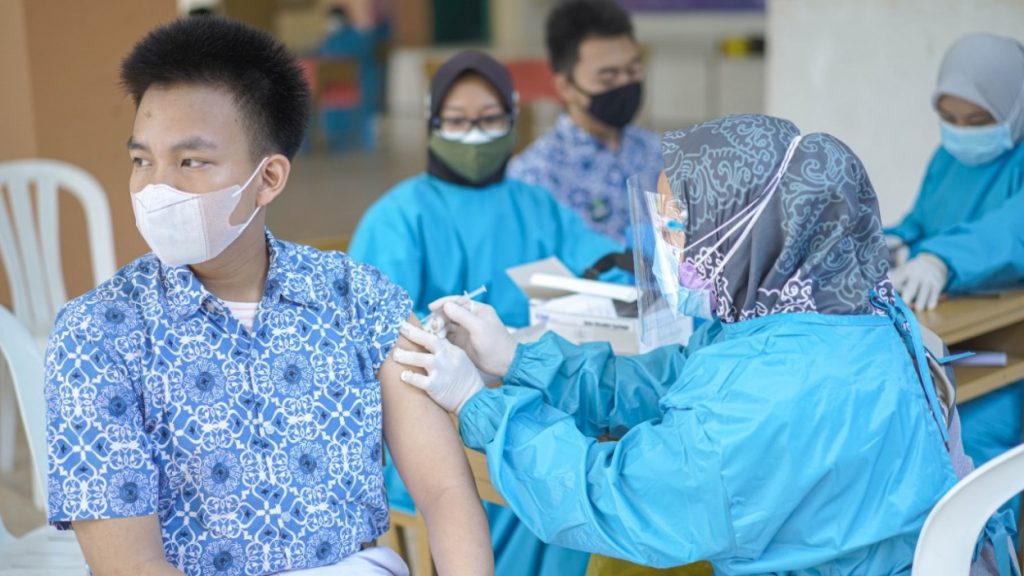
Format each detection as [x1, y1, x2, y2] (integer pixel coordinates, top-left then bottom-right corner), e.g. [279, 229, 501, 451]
[661, 114, 894, 323]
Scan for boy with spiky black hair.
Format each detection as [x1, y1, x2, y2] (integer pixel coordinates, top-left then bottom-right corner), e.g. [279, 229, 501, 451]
[45, 16, 492, 576]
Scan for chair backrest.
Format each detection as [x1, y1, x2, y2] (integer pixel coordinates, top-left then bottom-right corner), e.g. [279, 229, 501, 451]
[0, 159, 116, 342]
[0, 305, 47, 504]
[504, 59, 561, 104]
[913, 443, 1024, 575]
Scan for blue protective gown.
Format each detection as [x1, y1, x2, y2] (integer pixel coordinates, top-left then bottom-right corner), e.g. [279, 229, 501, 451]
[887, 143, 1024, 478]
[458, 312, 959, 575]
[887, 144, 1024, 260]
[348, 173, 624, 576]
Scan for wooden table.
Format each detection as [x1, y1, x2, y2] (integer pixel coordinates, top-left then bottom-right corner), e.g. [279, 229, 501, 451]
[466, 448, 506, 506]
[915, 290, 1024, 404]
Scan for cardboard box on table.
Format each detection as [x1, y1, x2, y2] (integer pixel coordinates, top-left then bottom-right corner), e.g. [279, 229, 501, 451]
[507, 257, 692, 355]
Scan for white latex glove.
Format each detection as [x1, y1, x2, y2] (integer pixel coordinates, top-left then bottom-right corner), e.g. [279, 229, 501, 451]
[885, 234, 910, 268]
[394, 321, 484, 414]
[427, 298, 518, 380]
[891, 253, 949, 311]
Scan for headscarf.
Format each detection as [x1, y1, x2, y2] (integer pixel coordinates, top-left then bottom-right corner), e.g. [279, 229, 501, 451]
[932, 32, 1024, 143]
[426, 50, 516, 187]
[661, 114, 894, 323]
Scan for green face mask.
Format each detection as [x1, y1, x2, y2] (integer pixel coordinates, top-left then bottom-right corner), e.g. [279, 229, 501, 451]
[428, 131, 516, 184]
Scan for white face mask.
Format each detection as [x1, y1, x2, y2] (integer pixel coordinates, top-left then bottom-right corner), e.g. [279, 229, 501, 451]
[131, 158, 268, 267]
[437, 126, 505, 144]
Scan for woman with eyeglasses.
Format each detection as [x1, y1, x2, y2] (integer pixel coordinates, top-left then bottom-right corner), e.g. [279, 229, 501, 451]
[348, 50, 625, 576]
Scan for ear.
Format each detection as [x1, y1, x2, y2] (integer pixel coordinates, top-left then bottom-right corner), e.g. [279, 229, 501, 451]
[553, 72, 576, 106]
[255, 154, 290, 207]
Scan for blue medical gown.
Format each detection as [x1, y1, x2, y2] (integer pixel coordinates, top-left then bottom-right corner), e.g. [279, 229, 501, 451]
[888, 143, 1024, 295]
[887, 144, 1024, 480]
[459, 313, 959, 575]
[348, 173, 623, 576]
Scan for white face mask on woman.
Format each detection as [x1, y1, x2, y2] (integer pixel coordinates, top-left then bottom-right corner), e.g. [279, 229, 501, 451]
[131, 158, 268, 267]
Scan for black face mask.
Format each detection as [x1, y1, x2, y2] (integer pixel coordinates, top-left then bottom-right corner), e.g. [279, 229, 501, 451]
[576, 81, 643, 129]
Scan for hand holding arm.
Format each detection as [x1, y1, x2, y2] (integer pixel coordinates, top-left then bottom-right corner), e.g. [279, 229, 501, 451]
[381, 315, 494, 575]
[394, 321, 484, 414]
[425, 299, 518, 379]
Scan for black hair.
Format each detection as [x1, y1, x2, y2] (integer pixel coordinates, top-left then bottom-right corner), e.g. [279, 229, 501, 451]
[121, 16, 311, 160]
[327, 5, 349, 21]
[546, 0, 635, 75]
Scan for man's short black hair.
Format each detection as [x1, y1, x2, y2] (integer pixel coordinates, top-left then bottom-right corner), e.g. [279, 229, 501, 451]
[546, 0, 635, 75]
[121, 16, 311, 160]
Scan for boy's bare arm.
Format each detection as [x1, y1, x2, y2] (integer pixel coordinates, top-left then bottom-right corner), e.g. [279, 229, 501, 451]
[72, 515, 184, 576]
[379, 315, 494, 576]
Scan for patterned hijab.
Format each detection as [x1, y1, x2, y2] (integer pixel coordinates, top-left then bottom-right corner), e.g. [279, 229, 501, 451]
[661, 114, 894, 323]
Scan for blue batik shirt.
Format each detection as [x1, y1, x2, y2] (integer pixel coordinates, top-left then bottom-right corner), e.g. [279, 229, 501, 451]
[44, 229, 412, 575]
[507, 113, 663, 243]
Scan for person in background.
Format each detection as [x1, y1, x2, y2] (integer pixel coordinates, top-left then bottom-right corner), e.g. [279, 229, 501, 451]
[348, 50, 626, 576]
[508, 0, 662, 245]
[44, 16, 492, 576]
[887, 33, 1024, 490]
[318, 2, 385, 116]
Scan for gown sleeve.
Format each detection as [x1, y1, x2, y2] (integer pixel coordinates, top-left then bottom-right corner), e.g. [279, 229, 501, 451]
[458, 381, 735, 569]
[502, 331, 694, 437]
[916, 188, 1024, 293]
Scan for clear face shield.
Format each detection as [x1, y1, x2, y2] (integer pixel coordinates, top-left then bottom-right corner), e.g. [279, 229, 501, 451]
[627, 171, 694, 348]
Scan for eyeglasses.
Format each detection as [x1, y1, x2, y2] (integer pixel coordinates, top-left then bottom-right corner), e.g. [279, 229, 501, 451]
[431, 113, 515, 139]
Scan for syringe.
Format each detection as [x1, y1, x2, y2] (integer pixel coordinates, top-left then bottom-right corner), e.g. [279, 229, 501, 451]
[420, 285, 488, 333]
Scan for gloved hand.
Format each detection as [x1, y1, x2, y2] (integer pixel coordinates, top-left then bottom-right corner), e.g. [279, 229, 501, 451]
[427, 298, 518, 379]
[394, 321, 484, 414]
[891, 252, 949, 311]
[885, 234, 910, 268]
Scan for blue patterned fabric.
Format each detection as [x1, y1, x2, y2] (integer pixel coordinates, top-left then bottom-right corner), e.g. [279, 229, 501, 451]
[508, 114, 663, 243]
[661, 114, 895, 323]
[45, 229, 412, 575]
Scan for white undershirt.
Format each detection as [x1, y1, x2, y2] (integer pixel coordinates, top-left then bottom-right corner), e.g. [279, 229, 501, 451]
[221, 299, 259, 332]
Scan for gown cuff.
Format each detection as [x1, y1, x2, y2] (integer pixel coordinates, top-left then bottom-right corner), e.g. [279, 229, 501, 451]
[458, 388, 506, 450]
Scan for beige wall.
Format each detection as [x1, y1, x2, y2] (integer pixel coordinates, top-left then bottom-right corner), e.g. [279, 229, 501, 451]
[0, 0, 177, 308]
[0, 1, 37, 160]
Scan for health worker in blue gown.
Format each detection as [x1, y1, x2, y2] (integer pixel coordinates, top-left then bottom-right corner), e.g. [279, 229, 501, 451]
[887, 33, 1024, 479]
[393, 114, 1018, 576]
[348, 50, 627, 576]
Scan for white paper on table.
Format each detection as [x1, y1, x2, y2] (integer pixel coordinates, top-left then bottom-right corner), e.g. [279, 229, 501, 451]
[537, 293, 619, 318]
[950, 351, 1009, 367]
[506, 257, 578, 301]
[529, 273, 638, 303]
[506, 256, 639, 303]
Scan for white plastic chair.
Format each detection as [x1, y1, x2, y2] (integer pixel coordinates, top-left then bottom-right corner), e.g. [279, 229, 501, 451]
[0, 159, 115, 482]
[0, 305, 87, 574]
[913, 443, 1024, 575]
